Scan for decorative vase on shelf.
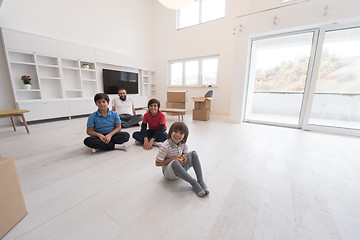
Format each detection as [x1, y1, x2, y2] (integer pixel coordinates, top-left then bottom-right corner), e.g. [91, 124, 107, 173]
[21, 75, 32, 89]
[82, 64, 90, 69]
[23, 84, 32, 90]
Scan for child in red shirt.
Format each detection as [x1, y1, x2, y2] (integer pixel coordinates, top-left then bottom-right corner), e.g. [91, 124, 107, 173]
[132, 98, 168, 150]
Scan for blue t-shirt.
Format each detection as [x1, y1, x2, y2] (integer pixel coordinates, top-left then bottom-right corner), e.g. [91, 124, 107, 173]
[87, 109, 121, 135]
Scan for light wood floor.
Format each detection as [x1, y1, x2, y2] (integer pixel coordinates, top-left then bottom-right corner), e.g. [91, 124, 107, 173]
[1, 114, 360, 240]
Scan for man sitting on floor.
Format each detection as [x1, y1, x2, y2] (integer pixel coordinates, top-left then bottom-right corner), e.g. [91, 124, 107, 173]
[112, 88, 143, 128]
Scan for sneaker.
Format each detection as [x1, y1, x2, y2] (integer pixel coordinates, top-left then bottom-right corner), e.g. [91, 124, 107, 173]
[135, 140, 142, 145]
[115, 143, 128, 151]
[91, 148, 99, 153]
[152, 141, 162, 147]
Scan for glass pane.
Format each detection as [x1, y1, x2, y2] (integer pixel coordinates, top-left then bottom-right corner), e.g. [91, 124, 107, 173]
[185, 60, 199, 85]
[202, 58, 218, 86]
[308, 27, 360, 129]
[177, 1, 199, 29]
[244, 32, 314, 125]
[170, 62, 183, 85]
[201, 0, 225, 23]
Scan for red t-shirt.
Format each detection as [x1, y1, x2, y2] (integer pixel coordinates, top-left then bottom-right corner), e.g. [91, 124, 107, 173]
[142, 111, 167, 131]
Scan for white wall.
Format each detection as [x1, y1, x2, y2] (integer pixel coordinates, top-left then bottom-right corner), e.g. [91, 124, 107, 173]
[0, 0, 155, 59]
[0, 30, 16, 123]
[153, 1, 237, 114]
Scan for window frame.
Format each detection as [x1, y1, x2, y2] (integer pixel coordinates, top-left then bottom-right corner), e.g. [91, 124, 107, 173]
[176, 0, 226, 30]
[168, 55, 219, 87]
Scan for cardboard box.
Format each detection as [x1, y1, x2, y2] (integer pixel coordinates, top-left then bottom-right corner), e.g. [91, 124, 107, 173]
[0, 157, 27, 239]
[193, 97, 211, 110]
[193, 109, 210, 121]
[166, 101, 186, 109]
[167, 91, 187, 103]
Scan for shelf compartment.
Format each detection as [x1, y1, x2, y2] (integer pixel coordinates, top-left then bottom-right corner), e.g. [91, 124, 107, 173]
[8, 51, 35, 63]
[15, 90, 41, 100]
[38, 65, 60, 78]
[81, 70, 96, 80]
[41, 79, 63, 99]
[36, 55, 59, 66]
[62, 68, 81, 90]
[11, 64, 39, 89]
[80, 61, 95, 70]
[82, 81, 97, 98]
[61, 59, 79, 69]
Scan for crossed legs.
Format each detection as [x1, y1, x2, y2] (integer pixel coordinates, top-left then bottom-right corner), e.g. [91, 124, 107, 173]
[84, 132, 130, 151]
[171, 151, 209, 197]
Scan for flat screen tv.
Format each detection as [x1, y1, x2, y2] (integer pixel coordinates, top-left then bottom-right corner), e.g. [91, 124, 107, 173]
[103, 69, 139, 94]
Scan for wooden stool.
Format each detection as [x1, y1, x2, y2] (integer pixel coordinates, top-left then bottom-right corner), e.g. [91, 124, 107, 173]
[0, 109, 30, 133]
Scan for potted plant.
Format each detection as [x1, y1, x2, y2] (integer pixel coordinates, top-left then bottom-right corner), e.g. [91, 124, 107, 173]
[21, 75, 32, 89]
[81, 63, 91, 69]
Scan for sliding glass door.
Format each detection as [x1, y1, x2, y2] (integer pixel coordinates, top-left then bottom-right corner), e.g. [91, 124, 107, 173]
[304, 24, 360, 135]
[244, 31, 316, 126]
[244, 22, 360, 136]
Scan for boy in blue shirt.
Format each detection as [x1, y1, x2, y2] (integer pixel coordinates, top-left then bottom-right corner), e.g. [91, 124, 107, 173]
[84, 93, 130, 153]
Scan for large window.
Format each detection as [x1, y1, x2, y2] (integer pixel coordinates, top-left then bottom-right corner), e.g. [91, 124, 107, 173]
[169, 56, 218, 87]
[244, 32, 314, 125]
[177, 0, 225, 29]
[244, 23, 360, 136]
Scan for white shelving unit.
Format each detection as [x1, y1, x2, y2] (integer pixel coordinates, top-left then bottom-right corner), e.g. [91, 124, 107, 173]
[2, 28, 155, 121]
[140, 69, 156, 98]
[5, 49, 98, 121]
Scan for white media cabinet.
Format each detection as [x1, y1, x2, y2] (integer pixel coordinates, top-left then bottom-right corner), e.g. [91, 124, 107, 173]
[1, 28, 155, 121]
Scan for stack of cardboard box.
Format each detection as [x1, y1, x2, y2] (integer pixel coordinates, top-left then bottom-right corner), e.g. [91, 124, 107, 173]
[0, 157, 27, 238]
[193, 97, 211, 121]
[166, 91, 187, 113]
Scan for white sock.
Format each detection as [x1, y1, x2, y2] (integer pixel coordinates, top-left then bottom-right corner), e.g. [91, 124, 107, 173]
[152, 141, 162, 147]
[91, 148, 99, 153]
[114, 143, 128, 151]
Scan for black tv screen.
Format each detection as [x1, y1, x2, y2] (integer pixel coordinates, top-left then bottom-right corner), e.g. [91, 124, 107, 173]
[103, 69, 139, 94]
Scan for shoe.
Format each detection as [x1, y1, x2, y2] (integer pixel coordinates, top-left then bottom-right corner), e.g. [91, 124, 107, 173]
[152, 141, 162, 147]
[91, 148, 99, 153]
[115, 143, 128, 151]
[135, 140, 142, 145]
